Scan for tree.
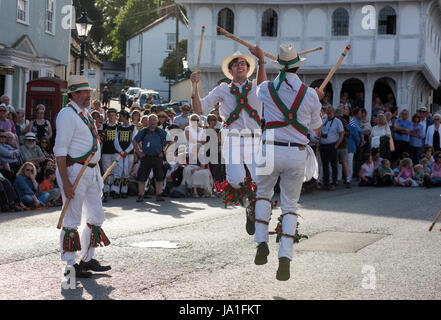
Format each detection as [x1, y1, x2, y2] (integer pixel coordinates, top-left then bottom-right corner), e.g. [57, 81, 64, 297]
[108, 0, 161, 63]
[160, 39, 189, 81]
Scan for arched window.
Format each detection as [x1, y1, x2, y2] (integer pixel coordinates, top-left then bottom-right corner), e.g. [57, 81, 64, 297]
[378, 7, 396, 35]
[217, 8, 234, 34]
[332, 8, 349, 36]
[261, 9, 278, 37]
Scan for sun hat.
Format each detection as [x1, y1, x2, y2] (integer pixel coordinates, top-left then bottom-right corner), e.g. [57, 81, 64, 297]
[221, 51, 256, 80]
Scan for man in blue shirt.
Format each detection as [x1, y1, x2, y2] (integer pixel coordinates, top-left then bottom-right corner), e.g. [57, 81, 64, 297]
[393, 109, 412, 161]
[133, 114, 168, 202]
[319, 106, 345, 190]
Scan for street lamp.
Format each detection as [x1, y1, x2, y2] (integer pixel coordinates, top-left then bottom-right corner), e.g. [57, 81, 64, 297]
[75, 10, 93, 75]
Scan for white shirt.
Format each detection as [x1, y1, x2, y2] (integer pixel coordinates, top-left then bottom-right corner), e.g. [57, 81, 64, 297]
[257, 73, 322, 145]
[54, 101, 101, 164]
[200, 79, 262, 131]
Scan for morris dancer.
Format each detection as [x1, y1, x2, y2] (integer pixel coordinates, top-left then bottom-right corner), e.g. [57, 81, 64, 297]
[101, 108, 119, 202]
[55, 75, 111, 278]
[254, 44, 323, 281]
[191, 46, 266, 235]
[112, 110, 137, 198]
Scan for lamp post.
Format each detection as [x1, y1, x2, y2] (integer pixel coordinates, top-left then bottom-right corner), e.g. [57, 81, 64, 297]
[75, 10, 93, 75]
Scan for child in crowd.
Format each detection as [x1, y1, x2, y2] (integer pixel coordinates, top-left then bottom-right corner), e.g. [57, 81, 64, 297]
[425, 151, 441, 188]
[40, 168, 61, 206]
[359, 153, 375, 186]
[413, 164, 425, 187]
[421, 157, 431, 177]
[376, 159, 394, 186]
[423, 146, 435, 164]
[395, 158, 418, 187]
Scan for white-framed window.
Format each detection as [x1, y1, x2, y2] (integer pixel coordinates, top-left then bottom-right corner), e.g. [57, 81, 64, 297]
[17, 0, 29, 25]
[46, 0, 56, 34]
[166, 33, 176, 51]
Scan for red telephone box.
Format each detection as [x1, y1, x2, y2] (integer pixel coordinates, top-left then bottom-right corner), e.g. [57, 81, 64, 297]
[26, 77, 67, 125]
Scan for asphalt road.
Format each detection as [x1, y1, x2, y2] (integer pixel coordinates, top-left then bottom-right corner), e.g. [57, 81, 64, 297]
[1, 183, 441, 300]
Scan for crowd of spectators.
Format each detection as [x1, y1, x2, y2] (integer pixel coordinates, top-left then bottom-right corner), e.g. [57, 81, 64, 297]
[315, 90, 441, 190]
[2, 87, 439, 213]
[0, 95, 60, 212]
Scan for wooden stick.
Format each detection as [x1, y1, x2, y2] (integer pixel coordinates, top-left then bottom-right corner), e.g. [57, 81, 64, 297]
[216, 26, 322, 60]
[102, 153, 124, 181]
[319, 45, 351, 91]
[193, 26, 206, 97]
[428, 210, 441, 232]
[57, 153, 95, 229]
[196, 26, 205, 71]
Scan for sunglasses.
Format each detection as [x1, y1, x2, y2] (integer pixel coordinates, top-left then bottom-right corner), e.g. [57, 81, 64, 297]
[0, 136, 6, 138]
[232, 61, 248, 67]
[25, 169, 33, 172]
[0, 110, 6, 113]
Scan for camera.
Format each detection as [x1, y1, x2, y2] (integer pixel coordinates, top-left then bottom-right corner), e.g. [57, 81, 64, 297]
[321, 133, 328, 139]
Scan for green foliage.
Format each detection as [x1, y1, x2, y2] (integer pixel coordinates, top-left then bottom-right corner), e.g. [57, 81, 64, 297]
[108, 0, 160, 63]
[160, 39, 188, 81]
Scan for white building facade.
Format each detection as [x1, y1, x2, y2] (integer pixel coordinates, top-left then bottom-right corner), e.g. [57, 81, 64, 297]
[126, 13, 188, 100]
[179, 0, 441, 115]
[0, 0, 71, 110]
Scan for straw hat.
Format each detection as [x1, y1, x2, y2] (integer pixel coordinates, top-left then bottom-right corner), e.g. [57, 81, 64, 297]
[66, 75, 92, 94]
[271, 44, 306, 70]
[221, 51, 256, 80]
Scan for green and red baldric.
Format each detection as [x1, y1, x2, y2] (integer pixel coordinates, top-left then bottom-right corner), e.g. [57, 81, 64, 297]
[66, 103, 100, 166]
[265, 81, 309, 136]
[224, 81, 262, 127]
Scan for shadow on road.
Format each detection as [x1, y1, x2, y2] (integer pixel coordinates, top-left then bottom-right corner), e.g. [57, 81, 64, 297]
[61, 274, 115, 300]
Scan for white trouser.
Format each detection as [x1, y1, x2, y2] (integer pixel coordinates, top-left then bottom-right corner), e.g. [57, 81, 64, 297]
[57, 163, 105, 263]
[254, 145, 307, 260]
[222, 134, 260, 188]
[112, 153, 134, 194]
[102, 154, 117, 193]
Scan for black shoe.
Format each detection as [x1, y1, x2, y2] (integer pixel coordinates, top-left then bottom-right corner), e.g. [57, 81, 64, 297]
[112, 193, 121, 199]
[254, 242, 270, 265]
[136, 195, 144, 202]
[276, 257, 291, 281]
[245, 206, 255, 235]
[79, 259, 111, 272]
[156, 195, 165, 202]
[143, 194, 152, 199]
[64, 264, 92, 278]
[121, 194, 128, 199]
[102, 193, 108, 203]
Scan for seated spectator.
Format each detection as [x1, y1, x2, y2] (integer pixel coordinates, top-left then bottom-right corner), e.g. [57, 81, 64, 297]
[421, 157, 431, 176]
[0, 129, 21, 171]
[181, 152, 213, 197]
[0, 104, 16, 134]
[413, 164, 425, 187]
[15, 108, 29, 144]
[40, 168, 61, 206]
[166, 108, 176, 124]
[423, 145, 435, 164]
[371, 148, 382, 171]
[141, 115, 149, 128]
[185, 114, 204, 157]
[39, 136, 54, 161]
[424, 151, 441, 188]
[395, 158, 418, 187]
[36, 158, 56, 183]
[174, 104, 191, 130]
[359, 153, 375, 186]
[370, 114, 391, 150]
[13, 162, 50, 209]
[25, 104, 52, 142]
[0, 172, 23, 212]
[376, 159, 394, 187]
[20, 133, 45, 170]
